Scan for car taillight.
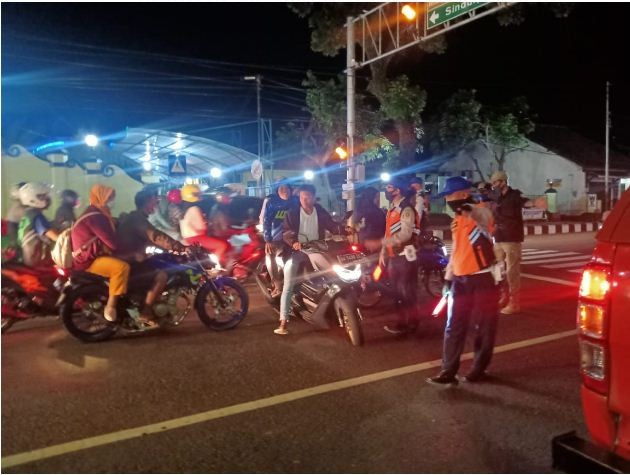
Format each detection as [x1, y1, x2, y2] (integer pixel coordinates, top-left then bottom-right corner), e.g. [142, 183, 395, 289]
[55, 267, 67, 277]
[577, 264, 612, 394]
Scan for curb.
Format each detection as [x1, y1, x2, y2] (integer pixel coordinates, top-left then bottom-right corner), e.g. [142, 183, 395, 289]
[431, 222, 600, 241]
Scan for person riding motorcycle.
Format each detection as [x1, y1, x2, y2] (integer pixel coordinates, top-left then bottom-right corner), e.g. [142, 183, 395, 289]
[148, 188, 183, 240]
[179, 184, 231, 267]
[263, 180, 297, 298]
[71, 184, 130, 323]
[116, 187, 189, 327]
[366, 176, 421, 335]
[53, 189, 80, 232]
[274, 184, 350, 335]
[17, 182, 59, 267]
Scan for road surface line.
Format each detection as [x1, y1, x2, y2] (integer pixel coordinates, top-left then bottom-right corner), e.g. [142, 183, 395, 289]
[542, 261, 589, 269]
[522, 272, 578, 287]
[523, 256, 588, 265]
[1, 329, 577, 469]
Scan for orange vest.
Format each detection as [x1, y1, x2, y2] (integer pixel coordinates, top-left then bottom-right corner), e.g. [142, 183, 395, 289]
[451, 213, 495, 276]
[385, 199, 420, 257]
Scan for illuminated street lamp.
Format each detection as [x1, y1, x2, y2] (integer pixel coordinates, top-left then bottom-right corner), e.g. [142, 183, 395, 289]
[380, 172, 391, 182]
[210, 167, 222, 179]
[84, 134, 99, 147]
[335, 146, 348, 160]
[401, 4, 417, 21]
[142, 162, 153, 172]
[304, 170, 315, 181]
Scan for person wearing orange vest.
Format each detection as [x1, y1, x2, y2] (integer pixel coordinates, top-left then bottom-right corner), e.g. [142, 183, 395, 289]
[367, 176, 421, 335]
[426, 177, 500, 387]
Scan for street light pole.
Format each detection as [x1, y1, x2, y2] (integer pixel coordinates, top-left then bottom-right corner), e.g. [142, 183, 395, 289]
[245, 74, 263, 195]
[346, 16, 356, 216]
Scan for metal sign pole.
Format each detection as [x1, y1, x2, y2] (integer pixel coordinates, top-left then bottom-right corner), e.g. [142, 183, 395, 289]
[346, 16, 356, 216]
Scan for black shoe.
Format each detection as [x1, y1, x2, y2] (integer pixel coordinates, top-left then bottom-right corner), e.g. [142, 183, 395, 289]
[384, 324, 407, 335]
[426, 374, 459, 387]
[460, 370, 488, 383]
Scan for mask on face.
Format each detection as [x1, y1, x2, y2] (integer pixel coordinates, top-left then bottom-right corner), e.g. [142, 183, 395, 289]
[489, 188, 501, 200]
[447, 197, 474, 215]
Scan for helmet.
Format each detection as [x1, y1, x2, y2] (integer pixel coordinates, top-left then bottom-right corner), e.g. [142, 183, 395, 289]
[166, 189, 182, 204]
[386, 176, 410, 193]
[9, 182, 26, 200]
[18, 182, 53, 209]
[181, 184, 201, 203]
[60, 189, 79, 205]
[438, 177, 473, 197]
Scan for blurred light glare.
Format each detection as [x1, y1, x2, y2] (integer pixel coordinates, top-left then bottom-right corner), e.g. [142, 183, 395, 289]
[335, 146, 348, 159]
[210, 167, 222, 178]
[84, 134, 99, 147]
[401, 4, 417, 20]
[380, 172, 391, 182]
[143, 162, 153, 172]
[304, 170, 315, 181]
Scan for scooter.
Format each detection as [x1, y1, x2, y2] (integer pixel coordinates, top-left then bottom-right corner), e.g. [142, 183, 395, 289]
[255, 234, 366, 346]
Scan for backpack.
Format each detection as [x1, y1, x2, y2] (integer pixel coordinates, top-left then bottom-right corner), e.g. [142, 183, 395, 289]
[51, 212, 100, 269]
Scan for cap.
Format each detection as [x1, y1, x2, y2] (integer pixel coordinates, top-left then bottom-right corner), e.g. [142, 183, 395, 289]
[490, 171, 508, 183]
[438, 176, 473, 197]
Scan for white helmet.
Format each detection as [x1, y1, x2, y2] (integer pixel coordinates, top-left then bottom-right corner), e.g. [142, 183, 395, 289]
[18, 182, 53, 209]
[9, 182, 26, 200]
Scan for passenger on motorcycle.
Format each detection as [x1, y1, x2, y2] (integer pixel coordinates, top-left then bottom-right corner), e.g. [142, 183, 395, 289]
[179, 184, 231, 267]
[4, 182, 27, 259]
[148, 188, 183, 241]
[17, 182, 59, 267]
[53, 189, 80, 232]
[263, 180, 297, 298]
[366, 176, 421, 336]
[274, 184, 350, 335]
[116, 188, 189, 327]
[71, 184, 129, 323]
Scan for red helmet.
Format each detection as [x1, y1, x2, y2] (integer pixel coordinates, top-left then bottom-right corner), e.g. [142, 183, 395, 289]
[166, 189, 182, 204]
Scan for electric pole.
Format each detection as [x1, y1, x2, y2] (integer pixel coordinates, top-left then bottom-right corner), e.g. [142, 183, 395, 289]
[346, 16, 356, 216]
[605, 81, 611, 211]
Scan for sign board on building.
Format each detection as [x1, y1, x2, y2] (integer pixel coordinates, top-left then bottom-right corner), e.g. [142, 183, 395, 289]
[168, 155, 187, 176]
[587, 193, 598, 212]
[427, 2, 489, 29]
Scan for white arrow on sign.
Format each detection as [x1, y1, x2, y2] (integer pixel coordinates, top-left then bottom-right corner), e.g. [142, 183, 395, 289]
[430, 10, 440, 24]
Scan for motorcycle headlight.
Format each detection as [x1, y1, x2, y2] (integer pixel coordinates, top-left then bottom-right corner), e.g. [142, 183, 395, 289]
[442, 246, 448, 256]
[332, 264, 362, 283]
[145, 246, 164, 255]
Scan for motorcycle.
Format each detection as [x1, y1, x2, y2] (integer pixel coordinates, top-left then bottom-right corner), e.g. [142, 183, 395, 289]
[58, 245, 249, 342]
[255, 234, 366, 346]
[1, 261, 67, 334]
[357, 232, 448, 309]
[221, 224, 265, 281]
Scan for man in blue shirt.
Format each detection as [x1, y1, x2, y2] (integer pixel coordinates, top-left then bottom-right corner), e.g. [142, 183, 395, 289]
[263, 180, 296, 297]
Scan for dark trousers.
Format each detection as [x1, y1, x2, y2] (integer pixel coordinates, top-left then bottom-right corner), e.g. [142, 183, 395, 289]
[387, 255, 419, 330]
[441, 272, 499, 377]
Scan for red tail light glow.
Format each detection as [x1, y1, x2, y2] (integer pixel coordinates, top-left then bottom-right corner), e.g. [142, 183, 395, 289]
[55, 267, 67, 277]
[579, 266, 611, 300]
[351, 245, 359, 252]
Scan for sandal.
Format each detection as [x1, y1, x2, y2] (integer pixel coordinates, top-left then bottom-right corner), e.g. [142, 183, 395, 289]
[273, 321, 289, 335]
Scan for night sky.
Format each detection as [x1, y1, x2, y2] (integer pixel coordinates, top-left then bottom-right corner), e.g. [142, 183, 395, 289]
[2, 2, 629, 156]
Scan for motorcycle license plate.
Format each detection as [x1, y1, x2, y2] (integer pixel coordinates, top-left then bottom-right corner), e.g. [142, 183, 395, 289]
[338, 253, 361, 265]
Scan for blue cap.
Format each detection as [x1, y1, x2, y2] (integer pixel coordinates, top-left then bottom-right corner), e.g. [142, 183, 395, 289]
[387, 175, 409, 192]
[438, 176, 473, 197]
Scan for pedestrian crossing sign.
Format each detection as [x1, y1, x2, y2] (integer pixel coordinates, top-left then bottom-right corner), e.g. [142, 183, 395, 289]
[168, 154, 187, 175]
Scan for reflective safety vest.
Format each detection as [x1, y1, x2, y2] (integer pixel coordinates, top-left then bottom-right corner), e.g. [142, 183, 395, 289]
[385, 199, 420, 257]
[450, 213, 496, 276]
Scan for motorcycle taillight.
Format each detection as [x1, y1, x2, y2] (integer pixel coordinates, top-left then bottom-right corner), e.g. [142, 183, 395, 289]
[55, 267, 67, 277]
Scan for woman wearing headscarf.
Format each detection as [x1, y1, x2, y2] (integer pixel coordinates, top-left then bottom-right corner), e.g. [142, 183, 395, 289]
[71, 184, 130, 322]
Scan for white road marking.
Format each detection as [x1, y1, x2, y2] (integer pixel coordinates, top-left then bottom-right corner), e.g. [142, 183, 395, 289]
[1, 330, 578, 469]
[542, 261, 589, 269]
[523, 255, 588, 265]
[521, 273, 578, 287]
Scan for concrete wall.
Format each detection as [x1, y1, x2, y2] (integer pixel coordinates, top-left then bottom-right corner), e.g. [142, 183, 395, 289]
[2, 145, 143, 220]
[436, 140, 588, 214]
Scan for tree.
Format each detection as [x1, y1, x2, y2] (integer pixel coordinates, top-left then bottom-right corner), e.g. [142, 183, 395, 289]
[431, 90, 535, 180]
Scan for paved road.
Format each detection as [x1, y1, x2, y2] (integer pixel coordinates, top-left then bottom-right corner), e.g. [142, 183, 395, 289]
[1, 233, 597, 473]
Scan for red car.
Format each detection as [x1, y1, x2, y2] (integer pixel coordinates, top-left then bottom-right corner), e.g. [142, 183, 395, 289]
[553, 189, 630, 472]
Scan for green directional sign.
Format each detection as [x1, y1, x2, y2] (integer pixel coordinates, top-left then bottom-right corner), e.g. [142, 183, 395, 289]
[427, 2, 489, 29]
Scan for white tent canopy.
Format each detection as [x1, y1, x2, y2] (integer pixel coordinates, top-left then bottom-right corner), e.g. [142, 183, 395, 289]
[112, 128, 258, 179]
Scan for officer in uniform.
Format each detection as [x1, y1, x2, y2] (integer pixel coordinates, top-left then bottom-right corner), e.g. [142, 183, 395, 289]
[368, 176, 421, 335]
[427, 176, 499, 386]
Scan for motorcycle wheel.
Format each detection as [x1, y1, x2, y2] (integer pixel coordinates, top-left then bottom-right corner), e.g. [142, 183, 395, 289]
[254, 261, 277, 305]
[1, 316, 16, 334]
[195, 278, 249, 331]
[358, 288, 382, 309]
[1, 282, 22, 334]
[338, 298, 364, 347]
[423, 268, 445, 298]
[61, 285, 117, 342]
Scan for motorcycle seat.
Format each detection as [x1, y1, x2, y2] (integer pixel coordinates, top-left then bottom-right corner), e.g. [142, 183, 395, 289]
[70, 270, 109, 284]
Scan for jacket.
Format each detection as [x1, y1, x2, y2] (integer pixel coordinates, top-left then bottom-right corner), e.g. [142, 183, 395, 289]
[263, 194, 296, 243]
[355, 203, 386, 242]
[71, 206, 119, 271]
[283, 204, 343, 247]
[494, 187, 526, 243]
[383, 197, 419, 258]
[446, 206, 496, 278]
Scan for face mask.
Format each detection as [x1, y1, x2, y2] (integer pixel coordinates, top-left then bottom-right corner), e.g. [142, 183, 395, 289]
[107, 200, 115, 209]
[447, 197, 474, 215]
